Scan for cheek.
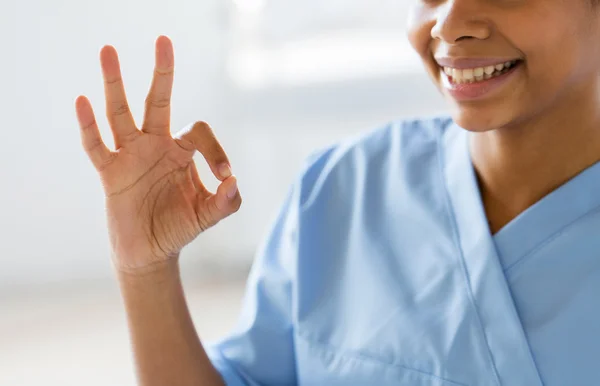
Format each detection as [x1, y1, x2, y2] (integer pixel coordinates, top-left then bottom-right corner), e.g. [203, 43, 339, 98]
[506, 12, 587, 91]
[406, 6, 434, 61]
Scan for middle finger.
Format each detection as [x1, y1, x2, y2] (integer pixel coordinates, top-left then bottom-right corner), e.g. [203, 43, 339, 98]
[141, 35, 174, 135]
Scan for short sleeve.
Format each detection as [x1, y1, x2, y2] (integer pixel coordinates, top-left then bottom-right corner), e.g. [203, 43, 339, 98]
[206, 181, 301, 386]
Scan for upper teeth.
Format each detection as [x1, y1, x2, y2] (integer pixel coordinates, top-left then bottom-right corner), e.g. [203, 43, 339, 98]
[443, 60, 518, 83]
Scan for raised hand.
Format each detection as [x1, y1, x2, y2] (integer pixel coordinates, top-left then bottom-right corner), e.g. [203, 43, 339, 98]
[75, 36, 241, 273]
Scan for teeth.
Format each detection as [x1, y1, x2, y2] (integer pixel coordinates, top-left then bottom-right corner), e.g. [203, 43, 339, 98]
[452, 68, 463, 82]
[441, 60, 519, 84]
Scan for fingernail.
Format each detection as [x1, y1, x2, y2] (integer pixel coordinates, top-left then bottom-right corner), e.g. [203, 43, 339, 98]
[226, 180, 238, 199]
[219, 163, 232, 179]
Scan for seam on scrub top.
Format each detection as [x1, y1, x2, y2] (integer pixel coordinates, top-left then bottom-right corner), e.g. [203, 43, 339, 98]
[503, 205, 600, 275]
[295, 331, 469, 386]
[435, 132, 502, 386]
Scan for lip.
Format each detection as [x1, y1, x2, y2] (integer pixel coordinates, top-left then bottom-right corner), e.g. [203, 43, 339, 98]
[435, 57, 521, 69]
[440, 61, 523, 101]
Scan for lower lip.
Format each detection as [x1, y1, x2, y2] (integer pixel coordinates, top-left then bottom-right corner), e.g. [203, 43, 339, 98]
[441, 62, 522, 101]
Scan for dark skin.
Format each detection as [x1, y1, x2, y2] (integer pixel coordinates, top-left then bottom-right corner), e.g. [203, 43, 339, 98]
[407, 0, 600, 233]
[75, 37, 235, 385]
[73, 4, 600, 383]
[75, 38, 242, 272]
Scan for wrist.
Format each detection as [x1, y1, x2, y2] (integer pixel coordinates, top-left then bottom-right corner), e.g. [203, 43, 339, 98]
[115, 255, 181, 286]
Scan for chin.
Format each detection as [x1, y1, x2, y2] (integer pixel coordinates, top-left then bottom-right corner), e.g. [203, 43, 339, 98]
[448, 102, 515, 132]
[432, 68, 529, 133]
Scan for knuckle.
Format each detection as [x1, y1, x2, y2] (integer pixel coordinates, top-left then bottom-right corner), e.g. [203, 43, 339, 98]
[84, 136, 104, 153]
[143, 123, 170, 133]
[81, 120, 97, 132]
[145, 93, 170, 109]
[192, 120, 210, 133]
[155, 67, 174, 77]
[142, 120, 169, 133]
[122, 129, 141, 143]
[105, 76, 123, 86]
[110, 102, 130, 117]
[96, 153, 117, 172]
[174, 137, 195, 152]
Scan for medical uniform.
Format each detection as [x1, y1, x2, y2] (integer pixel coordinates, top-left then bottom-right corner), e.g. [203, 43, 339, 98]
[207, 117, 600, 386]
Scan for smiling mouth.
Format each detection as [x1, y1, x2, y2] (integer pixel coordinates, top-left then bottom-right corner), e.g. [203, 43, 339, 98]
[441, 60, 522, 84]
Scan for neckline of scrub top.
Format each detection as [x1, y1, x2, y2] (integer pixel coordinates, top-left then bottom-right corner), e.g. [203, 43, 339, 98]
[442, 123, 544, 386]
[490, 151, 600, 274]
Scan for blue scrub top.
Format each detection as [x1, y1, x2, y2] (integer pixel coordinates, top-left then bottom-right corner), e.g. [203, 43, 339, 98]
[207, 117, 600, 386]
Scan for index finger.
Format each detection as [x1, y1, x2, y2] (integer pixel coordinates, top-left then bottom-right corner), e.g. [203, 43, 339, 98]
[100, 45, 139, 148]
[174, 121, 232, 181]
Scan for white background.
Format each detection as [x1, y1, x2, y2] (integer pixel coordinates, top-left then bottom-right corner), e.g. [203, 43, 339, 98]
[1, 0, 446, 383]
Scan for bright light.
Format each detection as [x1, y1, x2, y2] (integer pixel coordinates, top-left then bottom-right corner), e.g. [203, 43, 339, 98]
[227, 30, 424, 89]
[232, 0, 266, 14]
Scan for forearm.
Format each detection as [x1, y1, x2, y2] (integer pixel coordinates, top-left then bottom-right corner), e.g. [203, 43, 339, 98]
[117, 259, 225, 386]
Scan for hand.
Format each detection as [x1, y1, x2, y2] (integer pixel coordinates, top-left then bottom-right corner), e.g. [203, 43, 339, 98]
[75, 36, 242, 273]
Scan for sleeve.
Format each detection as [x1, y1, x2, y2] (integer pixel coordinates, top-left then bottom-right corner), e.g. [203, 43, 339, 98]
[205, 181, 301, 386]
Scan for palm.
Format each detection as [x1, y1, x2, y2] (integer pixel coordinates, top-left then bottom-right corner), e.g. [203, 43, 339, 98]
[75, 36, 241, 271]
[102, 134, 200, 265]
[101, 134, 189, 197]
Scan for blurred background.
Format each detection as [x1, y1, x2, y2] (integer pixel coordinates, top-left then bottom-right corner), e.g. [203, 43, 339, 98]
[0, 0, 447, 384]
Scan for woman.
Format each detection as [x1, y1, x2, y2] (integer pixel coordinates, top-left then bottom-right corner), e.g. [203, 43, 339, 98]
[75, 1, 600, 385]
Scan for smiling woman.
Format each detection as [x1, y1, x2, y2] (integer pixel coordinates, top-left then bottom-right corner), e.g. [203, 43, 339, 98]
[408, 0, 600, 132]
[74, 0, 600, 385]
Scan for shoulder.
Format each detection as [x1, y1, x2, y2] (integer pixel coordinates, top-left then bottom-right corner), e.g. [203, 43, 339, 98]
[294, 115, 456, 209]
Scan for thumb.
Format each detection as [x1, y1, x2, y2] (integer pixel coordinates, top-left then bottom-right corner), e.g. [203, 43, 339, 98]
[200, 175, 242, 225]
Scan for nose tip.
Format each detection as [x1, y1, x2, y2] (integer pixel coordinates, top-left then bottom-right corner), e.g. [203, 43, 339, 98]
[431, 3, 491, 44]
